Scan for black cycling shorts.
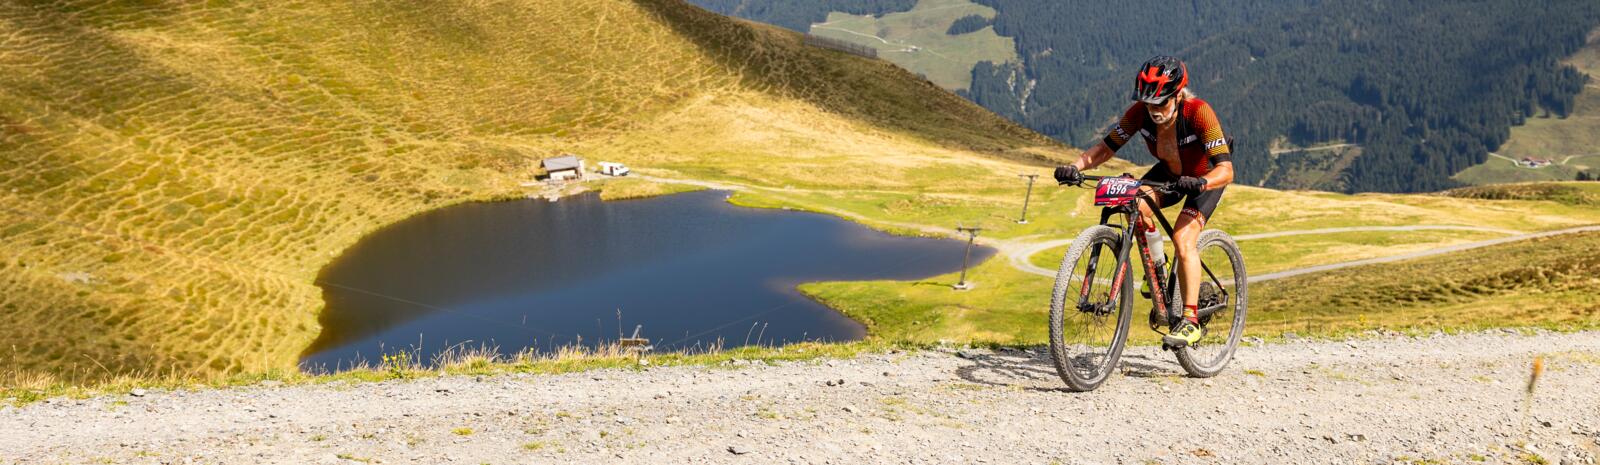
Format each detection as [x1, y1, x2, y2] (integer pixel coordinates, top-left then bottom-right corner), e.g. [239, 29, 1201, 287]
[1140, 167, 1224, 225]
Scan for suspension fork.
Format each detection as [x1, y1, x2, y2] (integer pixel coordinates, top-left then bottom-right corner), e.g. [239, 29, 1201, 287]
[1075, 243, 1108, 309]
[1076, 208, 1133, 310]
[1077, 229, 1136, 312]
[1075, 252, 1099, 308]
[1104, 214, 1136, 304]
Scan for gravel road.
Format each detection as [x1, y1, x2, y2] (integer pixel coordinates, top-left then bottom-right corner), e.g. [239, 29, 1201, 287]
[5, 330, 1600, 465]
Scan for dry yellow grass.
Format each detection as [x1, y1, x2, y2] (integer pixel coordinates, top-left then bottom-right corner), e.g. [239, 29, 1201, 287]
[6, 0, 1595, 390]
[0, 0, 1063, 385]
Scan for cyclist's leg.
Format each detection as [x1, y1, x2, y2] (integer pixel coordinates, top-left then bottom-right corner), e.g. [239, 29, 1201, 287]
[1136, 168, 1180, 232]
[1135, 187, 1164, 229]
[1172, 211, 1204, 322]
[1173, 187, 1225, 322]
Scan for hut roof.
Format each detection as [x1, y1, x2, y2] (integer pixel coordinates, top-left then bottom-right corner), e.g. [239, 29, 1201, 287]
[542, 155, 582, 171]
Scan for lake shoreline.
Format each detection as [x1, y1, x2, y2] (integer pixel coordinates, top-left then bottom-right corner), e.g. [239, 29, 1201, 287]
[300, 185, 994, 370]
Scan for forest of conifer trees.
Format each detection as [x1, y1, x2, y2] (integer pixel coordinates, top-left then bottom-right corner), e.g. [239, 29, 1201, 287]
[689, 0, 1600, 192]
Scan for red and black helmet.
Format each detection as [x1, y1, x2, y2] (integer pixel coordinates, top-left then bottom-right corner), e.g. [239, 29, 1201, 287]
[1131, 55, 1188, 105]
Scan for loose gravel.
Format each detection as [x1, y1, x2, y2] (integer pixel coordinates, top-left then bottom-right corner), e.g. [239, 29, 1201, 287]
[4, 330, 1599, 464]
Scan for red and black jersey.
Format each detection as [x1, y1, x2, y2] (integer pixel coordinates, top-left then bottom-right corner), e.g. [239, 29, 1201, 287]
[1102, 97, 1232, 178]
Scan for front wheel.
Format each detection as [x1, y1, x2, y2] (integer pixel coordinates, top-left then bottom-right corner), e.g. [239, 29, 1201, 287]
[1174, 229, 1248, 378]
[1049, 225, 1134, 392]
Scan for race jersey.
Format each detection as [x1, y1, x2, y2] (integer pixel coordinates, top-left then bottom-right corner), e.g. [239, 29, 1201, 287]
[1102, 97, 1232, 178]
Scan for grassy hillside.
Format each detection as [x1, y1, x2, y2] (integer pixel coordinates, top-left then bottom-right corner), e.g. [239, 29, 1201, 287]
[1251, 231, 1600, 336]
[1443, 182, 1600, 206]
[1455, 29, 1600, 185]
[0, 0, 1062, 385]
[5, 0, 1598, 392]
[799, 183, 1600, 348]
[806, 0, 1017, 90]
[803, 229, 1600, 349]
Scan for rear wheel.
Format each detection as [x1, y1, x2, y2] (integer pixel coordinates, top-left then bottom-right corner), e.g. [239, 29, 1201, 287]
[1174, 229, 1248, 378]
[1049, 225, 1134, 392]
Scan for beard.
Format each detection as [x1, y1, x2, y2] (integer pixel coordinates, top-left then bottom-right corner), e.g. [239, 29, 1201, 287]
[1148, 96, 1180, 125]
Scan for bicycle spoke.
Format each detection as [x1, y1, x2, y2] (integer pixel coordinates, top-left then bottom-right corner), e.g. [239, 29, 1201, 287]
[1174, 230, 1249, 377]
[1050, 229, 1130, 389]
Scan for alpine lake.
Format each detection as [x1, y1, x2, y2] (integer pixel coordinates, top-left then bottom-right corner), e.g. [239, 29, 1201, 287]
[300, 189, 994, 371]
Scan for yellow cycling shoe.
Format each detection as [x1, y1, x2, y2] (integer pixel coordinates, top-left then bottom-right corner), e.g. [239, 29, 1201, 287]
[1162, 320, 1205, 347]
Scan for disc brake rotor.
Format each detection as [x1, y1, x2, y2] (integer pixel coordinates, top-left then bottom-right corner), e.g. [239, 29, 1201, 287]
[1197, 281, 1221, 327]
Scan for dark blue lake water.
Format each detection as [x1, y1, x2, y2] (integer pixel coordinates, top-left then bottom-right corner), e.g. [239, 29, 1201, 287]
[300, 190, 993, 371]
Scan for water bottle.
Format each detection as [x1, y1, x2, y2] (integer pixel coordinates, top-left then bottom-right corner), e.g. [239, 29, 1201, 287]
[1139, 223, 1167, 300]
[1144, 224, 1166, 271]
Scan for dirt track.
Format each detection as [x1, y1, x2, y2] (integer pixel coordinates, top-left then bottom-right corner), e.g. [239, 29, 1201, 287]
[634, 174, 1600, 285]
[5, 330, 1600, 464]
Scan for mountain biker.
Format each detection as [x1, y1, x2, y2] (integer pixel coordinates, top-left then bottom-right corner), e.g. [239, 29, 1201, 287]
[1053, 55, 1235, 348]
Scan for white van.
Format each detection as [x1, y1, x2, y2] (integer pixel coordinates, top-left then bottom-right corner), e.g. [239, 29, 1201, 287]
[598, 162, 631, 177]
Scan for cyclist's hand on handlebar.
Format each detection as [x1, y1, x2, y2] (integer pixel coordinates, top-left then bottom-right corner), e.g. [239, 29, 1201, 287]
[1054, 165, 1084, 186]
[1174, 176, 1207, 195]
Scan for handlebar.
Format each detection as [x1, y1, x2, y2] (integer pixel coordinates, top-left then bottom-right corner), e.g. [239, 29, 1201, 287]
[1064, 174, 1172, 189]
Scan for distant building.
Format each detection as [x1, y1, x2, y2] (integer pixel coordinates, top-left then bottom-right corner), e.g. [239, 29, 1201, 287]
[542, 154, 585, 181]
[1519, 157, 1552, 168]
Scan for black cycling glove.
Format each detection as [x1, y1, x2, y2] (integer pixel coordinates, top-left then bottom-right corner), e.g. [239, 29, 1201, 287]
[1054, 166, 1084, 186]
[1174, 176, 1207, 196]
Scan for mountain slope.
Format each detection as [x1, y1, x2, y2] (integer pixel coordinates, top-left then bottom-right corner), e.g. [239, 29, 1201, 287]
[970, 0, 1600, 193]
[0, 0, 1062, 384]
[1454, 30, 1600, 184]
[806, 0, 1017, 91]
[692, 0, 1600, 193]
[688, 0, 915, 32]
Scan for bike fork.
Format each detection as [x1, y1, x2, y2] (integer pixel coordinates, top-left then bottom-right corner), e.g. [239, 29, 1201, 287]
[1077, 245, 1108, 310]
[1077, 229, 1133, 313]
[1086, 219, 1136, 312]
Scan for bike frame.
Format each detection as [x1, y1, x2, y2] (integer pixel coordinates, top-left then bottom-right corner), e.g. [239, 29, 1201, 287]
[1074, 177, 1231, 329]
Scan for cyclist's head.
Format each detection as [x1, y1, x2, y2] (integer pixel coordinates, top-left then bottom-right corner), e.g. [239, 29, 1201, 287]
[1133, 56, 1187, 104]
[1146, 91, 1181, 125]
[1133, 55, 1188, 124]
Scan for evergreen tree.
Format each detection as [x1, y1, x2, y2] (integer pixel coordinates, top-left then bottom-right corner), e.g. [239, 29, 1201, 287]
[687, 0, 916, 32]
[695, 0, 1600, 193]
[946, 14, 990, 35]
[960, 0, 1600, 192]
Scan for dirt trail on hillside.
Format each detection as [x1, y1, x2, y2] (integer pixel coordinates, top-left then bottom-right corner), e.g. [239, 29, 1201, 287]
[635, 174, 1600, 284]
[6, 331, 1599, 464]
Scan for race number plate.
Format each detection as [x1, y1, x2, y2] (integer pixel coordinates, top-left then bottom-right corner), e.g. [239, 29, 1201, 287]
[1093, 176, 1142, 207]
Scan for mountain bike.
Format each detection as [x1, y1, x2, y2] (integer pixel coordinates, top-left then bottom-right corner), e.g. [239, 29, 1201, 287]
[1048, 174, 1248, 391]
